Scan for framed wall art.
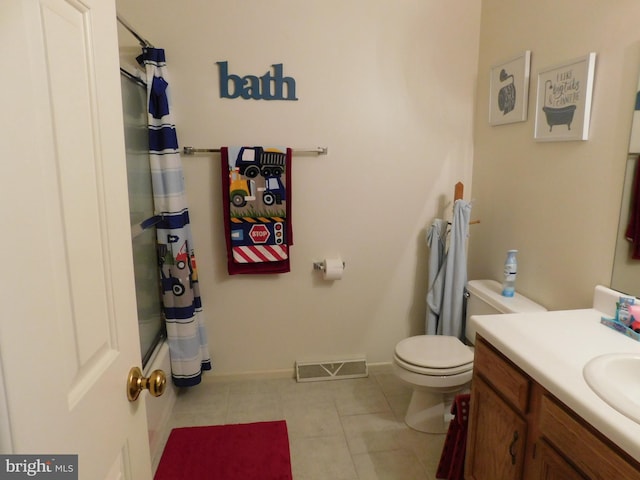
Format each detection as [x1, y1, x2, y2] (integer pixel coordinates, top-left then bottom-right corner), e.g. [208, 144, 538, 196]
[489, 51, 531, 126]
[534, 53, 596, 142]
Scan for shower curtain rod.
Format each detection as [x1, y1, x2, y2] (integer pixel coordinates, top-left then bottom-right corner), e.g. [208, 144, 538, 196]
[117, 14, 154, 48]
[183, 146, 328, 156]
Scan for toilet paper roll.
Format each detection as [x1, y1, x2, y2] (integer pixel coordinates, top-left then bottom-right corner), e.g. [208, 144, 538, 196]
[323, 258, 344, 280]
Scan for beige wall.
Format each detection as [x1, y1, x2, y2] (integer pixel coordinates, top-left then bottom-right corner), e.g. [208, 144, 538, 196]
[469, 0, 640, 310]
[117, 0, 481, 373]
[117, 0, 640, 374]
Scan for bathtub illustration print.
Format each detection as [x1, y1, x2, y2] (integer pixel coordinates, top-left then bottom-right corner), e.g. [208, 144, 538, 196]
[542, 103, 577, 131]
[542, 78, 578, 131]
[534, 53, 596, 141]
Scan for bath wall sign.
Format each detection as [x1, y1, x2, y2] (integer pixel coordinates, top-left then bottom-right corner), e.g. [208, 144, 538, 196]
[534, 53, 596, 141]
[216, 61, 298, 101]
[489, 51, 531, 126]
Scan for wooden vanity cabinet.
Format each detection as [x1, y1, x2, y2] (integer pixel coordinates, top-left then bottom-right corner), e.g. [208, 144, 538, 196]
[465, 336, 533, 480]
[465, 336, 640, 480]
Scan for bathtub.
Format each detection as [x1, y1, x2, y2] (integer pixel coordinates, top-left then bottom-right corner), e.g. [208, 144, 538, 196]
[143, 340, 178, 470]
[543, 104, 576, 131]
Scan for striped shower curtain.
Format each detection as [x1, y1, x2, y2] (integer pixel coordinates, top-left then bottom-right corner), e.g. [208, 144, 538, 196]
[140, 48, 211, 386]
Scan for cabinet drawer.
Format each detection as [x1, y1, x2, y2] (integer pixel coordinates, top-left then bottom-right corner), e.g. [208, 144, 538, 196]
[539, 394, 640, 480]
[474, 337, 530, 413]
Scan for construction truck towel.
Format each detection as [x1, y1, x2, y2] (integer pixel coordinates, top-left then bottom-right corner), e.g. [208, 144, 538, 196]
[221, 146, 293, 274]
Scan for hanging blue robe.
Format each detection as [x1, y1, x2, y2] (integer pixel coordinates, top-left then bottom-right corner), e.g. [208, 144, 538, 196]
[426, 219, 448, 334]
[426, 200, 472, 339]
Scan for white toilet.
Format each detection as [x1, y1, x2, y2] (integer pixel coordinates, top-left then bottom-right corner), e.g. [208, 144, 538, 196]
[393, 279, 546, 433]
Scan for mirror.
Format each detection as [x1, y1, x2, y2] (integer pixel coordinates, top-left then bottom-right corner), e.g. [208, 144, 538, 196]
[611, 74, 640, 297]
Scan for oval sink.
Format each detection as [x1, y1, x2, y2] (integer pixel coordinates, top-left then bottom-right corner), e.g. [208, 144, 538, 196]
[583, 353, 640, 424]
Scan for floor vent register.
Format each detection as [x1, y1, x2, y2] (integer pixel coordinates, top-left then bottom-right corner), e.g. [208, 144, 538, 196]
[295, 358, 368, 382]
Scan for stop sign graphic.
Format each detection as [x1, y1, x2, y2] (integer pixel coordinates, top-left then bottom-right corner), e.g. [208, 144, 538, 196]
[249, 224, 270, 244]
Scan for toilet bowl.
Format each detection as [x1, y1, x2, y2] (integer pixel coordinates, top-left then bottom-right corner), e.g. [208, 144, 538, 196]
[393, 279, 546, 433]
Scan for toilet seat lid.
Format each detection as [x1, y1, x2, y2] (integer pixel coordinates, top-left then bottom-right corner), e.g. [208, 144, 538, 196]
[395, 335, 473, 369]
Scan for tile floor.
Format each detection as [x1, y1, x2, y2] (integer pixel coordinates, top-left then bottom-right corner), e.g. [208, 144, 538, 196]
[160, 364, 447, 480]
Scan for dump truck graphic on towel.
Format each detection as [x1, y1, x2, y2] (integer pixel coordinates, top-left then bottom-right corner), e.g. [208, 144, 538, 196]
[234, 146, 286, 178]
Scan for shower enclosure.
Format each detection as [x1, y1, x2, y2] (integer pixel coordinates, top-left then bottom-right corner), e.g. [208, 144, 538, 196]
[120, 72, 165, 366]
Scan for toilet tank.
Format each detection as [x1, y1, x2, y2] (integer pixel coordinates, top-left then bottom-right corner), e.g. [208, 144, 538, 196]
[465, 279, 547, 343]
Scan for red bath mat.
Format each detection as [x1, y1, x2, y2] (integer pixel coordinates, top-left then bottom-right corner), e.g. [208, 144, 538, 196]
[154, 420, 293, 480]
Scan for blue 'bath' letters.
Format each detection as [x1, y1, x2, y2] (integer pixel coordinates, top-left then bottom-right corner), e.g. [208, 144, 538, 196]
[216, 61, 298, 101]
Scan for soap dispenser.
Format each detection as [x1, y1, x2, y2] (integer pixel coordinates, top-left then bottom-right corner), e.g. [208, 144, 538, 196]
[502, 250, 518, 297]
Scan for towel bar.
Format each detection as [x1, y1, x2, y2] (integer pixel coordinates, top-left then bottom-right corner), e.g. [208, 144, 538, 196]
[183, 146, 328, 155]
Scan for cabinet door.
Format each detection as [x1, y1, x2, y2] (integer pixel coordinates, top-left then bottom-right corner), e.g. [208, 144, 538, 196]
[466, 376, 527, 480]
[537, 440, 587, 480]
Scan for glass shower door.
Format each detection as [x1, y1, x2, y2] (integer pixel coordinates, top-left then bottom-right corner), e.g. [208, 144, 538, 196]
[120, 73, 165, 366]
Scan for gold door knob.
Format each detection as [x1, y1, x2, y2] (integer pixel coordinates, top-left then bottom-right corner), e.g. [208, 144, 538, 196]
[127, 366, 167, 402]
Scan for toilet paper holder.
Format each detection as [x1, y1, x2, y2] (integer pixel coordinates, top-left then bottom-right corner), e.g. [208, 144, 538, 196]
[313, 260, 346, 272]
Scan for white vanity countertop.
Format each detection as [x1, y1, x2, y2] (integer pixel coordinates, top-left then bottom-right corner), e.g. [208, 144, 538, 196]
[470, 308, 640, 462]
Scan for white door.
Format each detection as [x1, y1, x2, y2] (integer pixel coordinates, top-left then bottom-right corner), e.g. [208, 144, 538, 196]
[1, 1, 153, 478]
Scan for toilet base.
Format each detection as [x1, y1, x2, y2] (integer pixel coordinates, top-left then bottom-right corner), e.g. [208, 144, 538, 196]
[404, 390, 457, 434]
